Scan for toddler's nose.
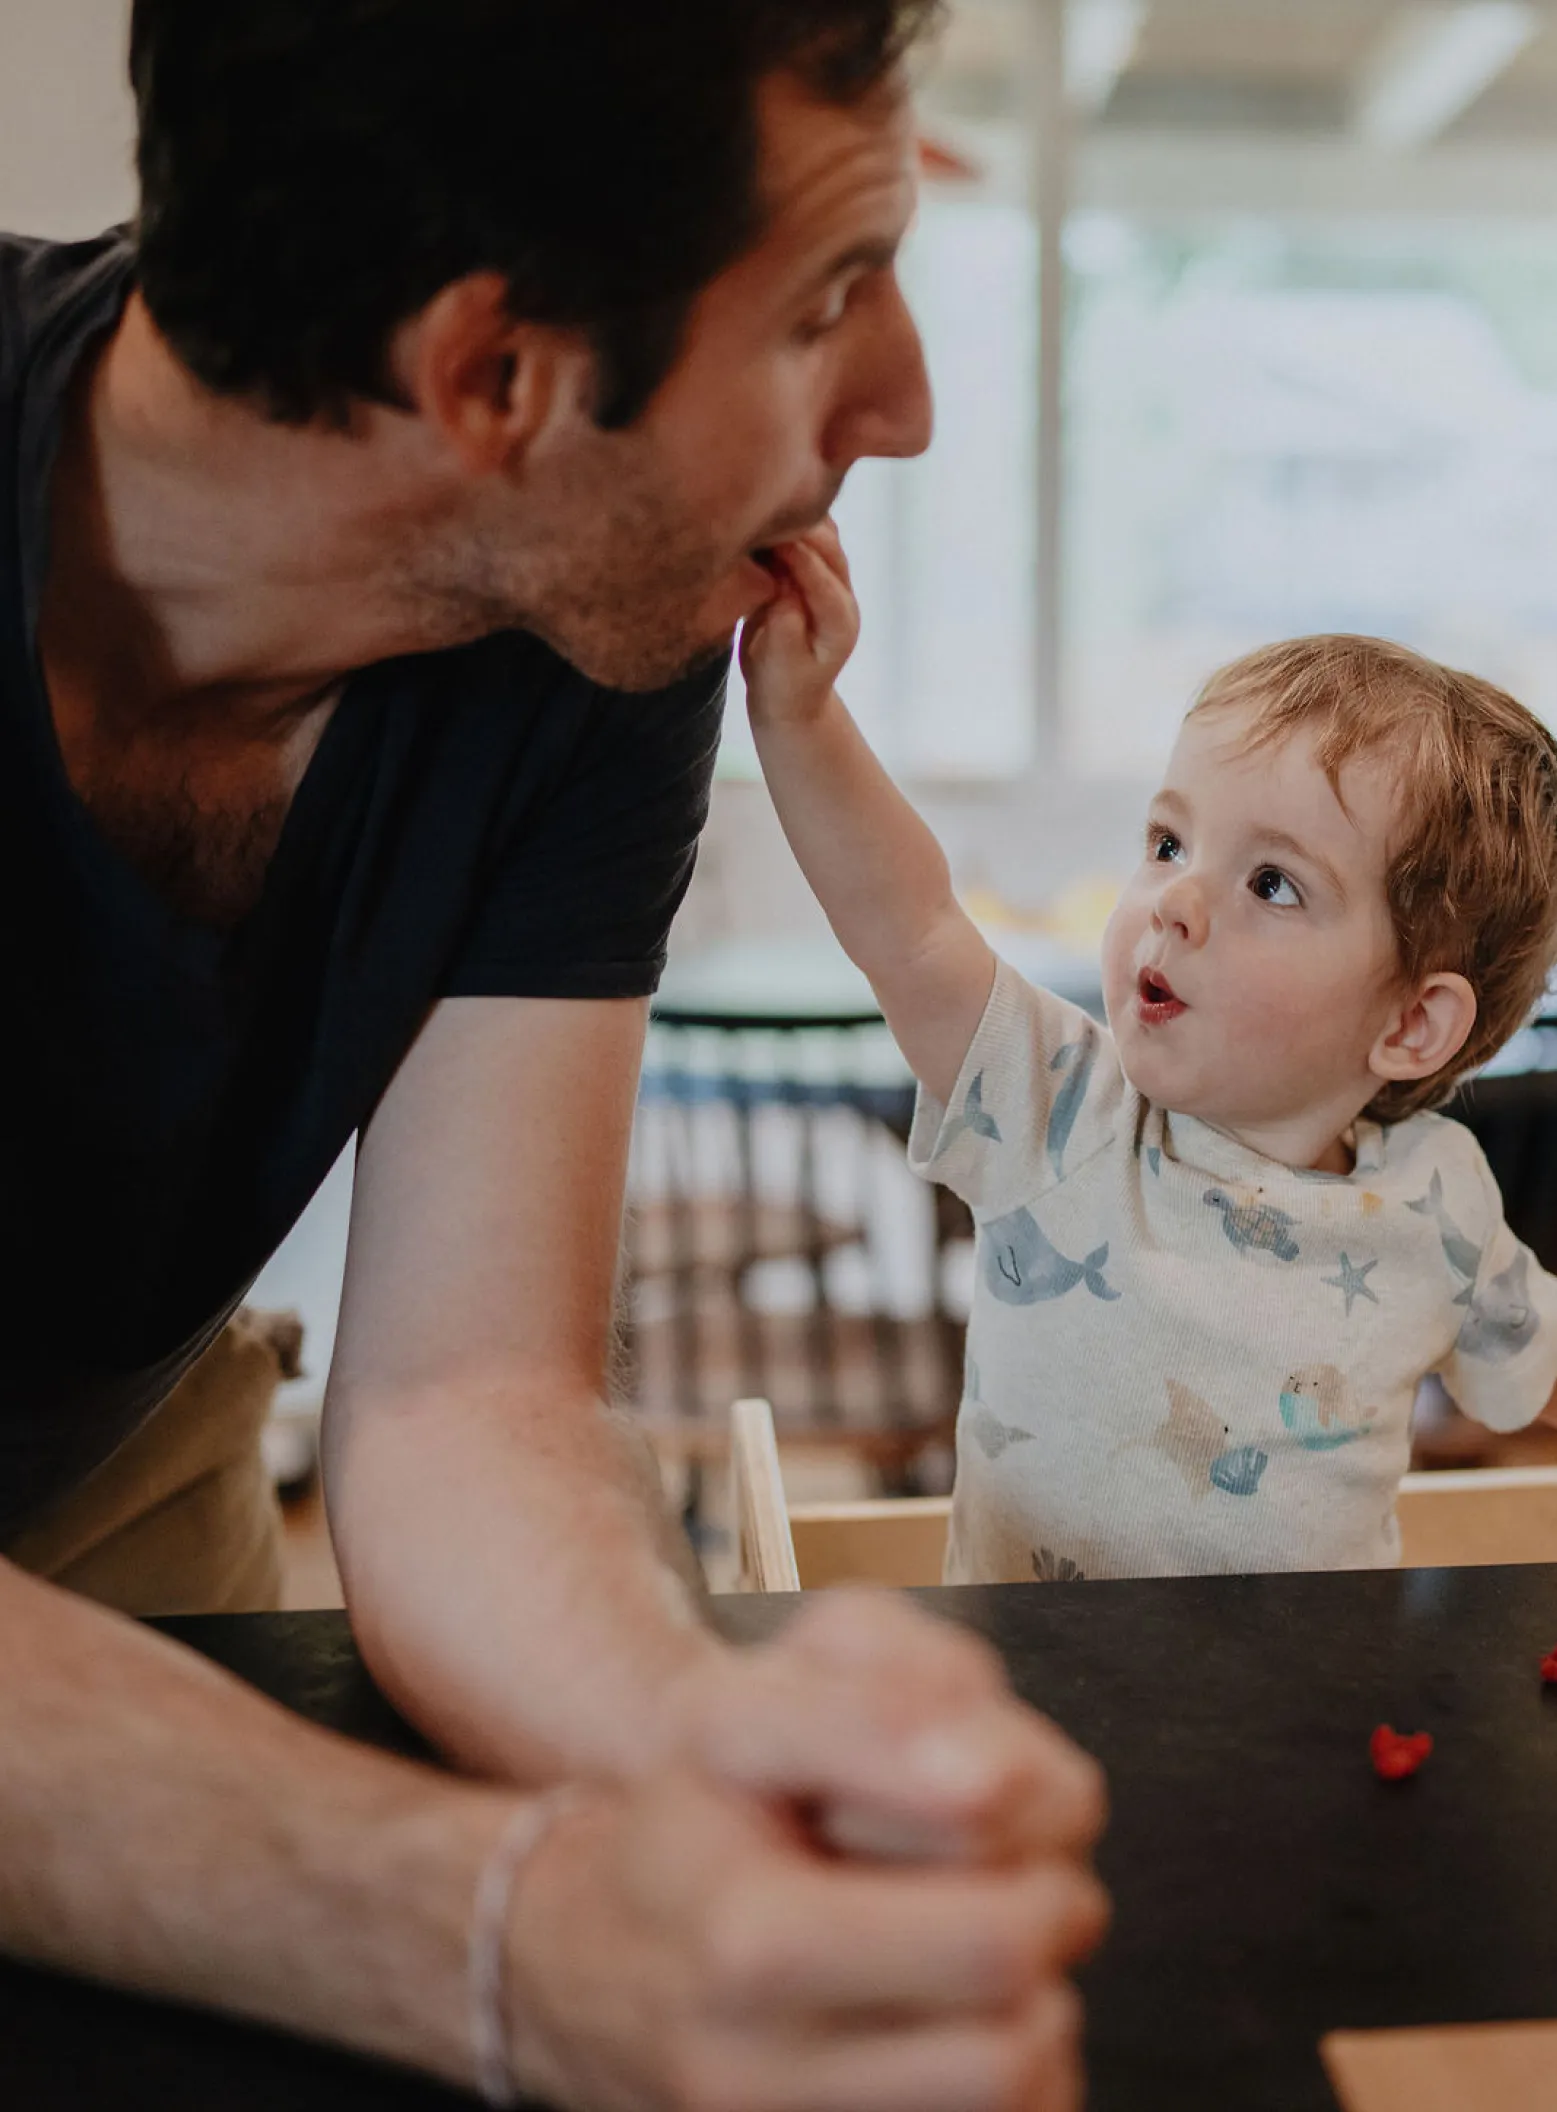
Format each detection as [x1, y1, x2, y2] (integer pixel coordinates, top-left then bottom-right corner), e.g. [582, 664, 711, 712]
[1153, 872, 1209, 947]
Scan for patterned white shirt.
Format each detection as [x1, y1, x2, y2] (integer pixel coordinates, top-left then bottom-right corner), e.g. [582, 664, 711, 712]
[911, 960, 1557, 1582]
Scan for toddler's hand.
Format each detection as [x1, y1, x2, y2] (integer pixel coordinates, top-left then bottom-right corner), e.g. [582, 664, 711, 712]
[740, 518, 860, 726]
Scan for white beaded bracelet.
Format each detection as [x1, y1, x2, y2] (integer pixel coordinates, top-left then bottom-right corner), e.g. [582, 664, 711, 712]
[468, 1788, 578, 2109]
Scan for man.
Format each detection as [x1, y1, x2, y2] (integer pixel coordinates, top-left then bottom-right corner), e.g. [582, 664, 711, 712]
[0, 2, 1108, 2103]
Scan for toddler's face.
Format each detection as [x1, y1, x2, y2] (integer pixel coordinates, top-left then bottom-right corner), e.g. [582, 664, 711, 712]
[1101, 707, 1404, 1144]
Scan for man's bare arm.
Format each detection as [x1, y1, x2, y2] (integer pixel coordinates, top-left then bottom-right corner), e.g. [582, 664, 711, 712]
[0, 1553, 520, 2085]
[321, 993, 1112, 1879]
[324, 992, 721, 1784]
[0, 1555, 1110, 2110]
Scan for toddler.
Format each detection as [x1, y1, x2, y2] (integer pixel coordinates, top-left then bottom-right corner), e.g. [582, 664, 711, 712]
[741, 523, 1557, 1581]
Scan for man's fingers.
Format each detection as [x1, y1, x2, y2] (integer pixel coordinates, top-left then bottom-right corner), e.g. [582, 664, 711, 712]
[513, 1769, 1101, 2112]
[783, 1588, 1005, 1696]
[691, 1990, 1086, 2112]
[696, 1662, 1106, 1863]
[708, 1861, 1111, 2020]
[779, 1594, 1108, 1858]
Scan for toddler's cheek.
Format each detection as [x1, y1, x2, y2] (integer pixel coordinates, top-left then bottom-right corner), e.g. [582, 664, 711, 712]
[1098, 904, 1141, 1012]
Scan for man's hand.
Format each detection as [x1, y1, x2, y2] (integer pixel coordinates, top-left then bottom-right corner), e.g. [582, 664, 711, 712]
[507, 1757, 1108, 2112]
[665, 1591, 1107, 1869]
[740, 519, 860, 727]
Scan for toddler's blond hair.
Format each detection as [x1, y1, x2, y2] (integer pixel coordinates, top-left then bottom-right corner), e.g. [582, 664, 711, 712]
[1189, 634, 1557, 1122]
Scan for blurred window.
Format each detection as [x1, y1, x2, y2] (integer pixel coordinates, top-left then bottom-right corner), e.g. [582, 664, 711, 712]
[727, 0, 1557, 785]
[1067, 215, 1557, 774]
[720, 190, 1039, 781]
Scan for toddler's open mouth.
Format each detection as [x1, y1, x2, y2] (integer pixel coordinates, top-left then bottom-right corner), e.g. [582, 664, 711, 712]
[1137, 967, 1187, 1025]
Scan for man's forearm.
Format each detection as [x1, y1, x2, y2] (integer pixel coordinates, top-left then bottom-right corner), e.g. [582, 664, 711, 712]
[323, 1370, 723, 1784]
[0, 1556, 520, 2089]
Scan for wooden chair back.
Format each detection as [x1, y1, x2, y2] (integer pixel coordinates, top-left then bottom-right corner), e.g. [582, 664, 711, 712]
[625, 1015, 965, 1532]
[731, 1397, 801, 1591]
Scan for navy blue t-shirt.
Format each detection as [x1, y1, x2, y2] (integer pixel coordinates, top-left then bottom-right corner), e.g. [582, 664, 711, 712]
[0, 230, 725, 1532]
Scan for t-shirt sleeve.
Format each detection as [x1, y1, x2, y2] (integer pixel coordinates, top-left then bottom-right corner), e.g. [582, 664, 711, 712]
[1434, 1143, 1557, 1433]
[442, 656, 726, 1002]
[907, 956, 1126, 1217]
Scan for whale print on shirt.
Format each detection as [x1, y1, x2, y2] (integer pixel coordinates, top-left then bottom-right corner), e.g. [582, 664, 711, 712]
[1407, 1168, 1483, 1283]
[982, 1208, 1120, 1305]
[943, 1071, 1002, 1150]
[1046, 1035, 1096, 1182]
[967, 1406, 1036, 1461]
[1454, 1248, 1540, 1362]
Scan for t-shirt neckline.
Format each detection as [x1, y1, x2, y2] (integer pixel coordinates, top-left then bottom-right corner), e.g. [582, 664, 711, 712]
[1160, 1105, 1385, 1186]
[12, 231, 362, 974]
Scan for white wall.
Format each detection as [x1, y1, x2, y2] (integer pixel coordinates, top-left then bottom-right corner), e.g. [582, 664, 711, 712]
[0, 0, 135, 237]
[678, 771, 1150, 959]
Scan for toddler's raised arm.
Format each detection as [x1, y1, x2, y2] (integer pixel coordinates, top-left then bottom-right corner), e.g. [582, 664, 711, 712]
[741, 524, 995, 1105]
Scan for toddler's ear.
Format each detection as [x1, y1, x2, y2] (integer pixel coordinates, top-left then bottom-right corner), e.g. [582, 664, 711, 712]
[1368, 971, 1477, 1089]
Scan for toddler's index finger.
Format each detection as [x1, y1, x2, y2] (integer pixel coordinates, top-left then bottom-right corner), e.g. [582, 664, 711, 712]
[773, 536, 861, 664]
[806, 514, 852, 587]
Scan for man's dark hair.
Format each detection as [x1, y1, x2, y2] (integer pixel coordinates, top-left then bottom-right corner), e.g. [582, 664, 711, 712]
[129, 0, 942, 430]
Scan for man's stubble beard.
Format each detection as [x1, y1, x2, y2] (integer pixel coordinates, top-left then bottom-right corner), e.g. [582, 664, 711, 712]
[405, 457, 743, 693]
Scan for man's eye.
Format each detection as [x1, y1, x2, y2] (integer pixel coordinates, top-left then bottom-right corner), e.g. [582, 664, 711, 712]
[1149, 830, 1182, 863]
[1251, 867, 1301, 907]
[796, 286, 852, 342]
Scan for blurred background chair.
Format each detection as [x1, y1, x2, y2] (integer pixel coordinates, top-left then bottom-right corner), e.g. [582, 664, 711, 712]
[620, 945, 967, 1539]
[1423, 1031, 1557, 1466]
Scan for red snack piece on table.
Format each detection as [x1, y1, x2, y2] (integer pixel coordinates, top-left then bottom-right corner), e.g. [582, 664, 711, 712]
[1541, 1648, 1557, 1686]
[1370, 1725, 1433, 1781]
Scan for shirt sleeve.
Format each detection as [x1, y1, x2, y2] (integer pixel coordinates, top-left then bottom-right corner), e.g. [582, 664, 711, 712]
[442, 655, 726, 1002]
[1435, 1143, 1557, 1433]
[906, 956, 1126, 1218]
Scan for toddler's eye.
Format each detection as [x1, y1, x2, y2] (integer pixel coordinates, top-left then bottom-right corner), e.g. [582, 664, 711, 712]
[1149, 829, 1183, 864]
[1251, 866, 1301, 907]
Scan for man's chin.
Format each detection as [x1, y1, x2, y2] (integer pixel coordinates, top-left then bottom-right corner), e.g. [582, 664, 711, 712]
[552, 624, 738, 695]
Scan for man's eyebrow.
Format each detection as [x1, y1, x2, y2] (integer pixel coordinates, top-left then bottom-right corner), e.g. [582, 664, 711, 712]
[798, 234, 903, 296]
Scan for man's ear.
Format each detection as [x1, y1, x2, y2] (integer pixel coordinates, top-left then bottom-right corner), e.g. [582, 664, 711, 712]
[1368, 971, 1478, 1089]
[391, 272, 578, 472]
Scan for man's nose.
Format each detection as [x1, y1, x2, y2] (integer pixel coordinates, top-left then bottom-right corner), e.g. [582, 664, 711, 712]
[1152, 872, 1210, 947]
[827, 275, 934, 467]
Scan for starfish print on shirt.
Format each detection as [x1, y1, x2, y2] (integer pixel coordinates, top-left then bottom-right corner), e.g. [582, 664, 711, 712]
[1323, 1252, 1380, 1316]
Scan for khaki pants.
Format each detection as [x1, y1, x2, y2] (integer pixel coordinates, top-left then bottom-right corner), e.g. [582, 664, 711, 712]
[4, 1310, 702, 1618]
[5, 1312, 290, 1617]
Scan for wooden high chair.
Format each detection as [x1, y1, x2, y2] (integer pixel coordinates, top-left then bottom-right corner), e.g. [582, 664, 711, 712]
[729, 1398, 1557, 1592]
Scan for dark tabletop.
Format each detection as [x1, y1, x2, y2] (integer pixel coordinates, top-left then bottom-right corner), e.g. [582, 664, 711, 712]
[6, 1566, 1557, 2110]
